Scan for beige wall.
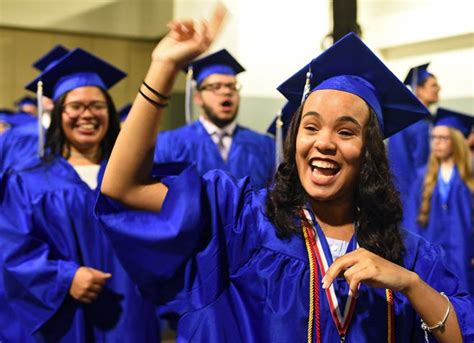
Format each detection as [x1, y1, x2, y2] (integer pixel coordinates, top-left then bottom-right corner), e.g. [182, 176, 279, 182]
[0, 27, 155, 111]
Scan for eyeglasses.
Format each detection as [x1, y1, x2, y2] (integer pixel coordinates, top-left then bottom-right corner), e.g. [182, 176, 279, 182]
[62, 101, 108, 118]
[198, 82, 242, 93]
[431, 134, 451, 142]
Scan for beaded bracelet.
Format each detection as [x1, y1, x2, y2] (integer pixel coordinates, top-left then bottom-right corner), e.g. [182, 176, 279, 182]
[420, 292, 451, 342]
[142, 81, 171, 101]
[138, 89, 168, 109]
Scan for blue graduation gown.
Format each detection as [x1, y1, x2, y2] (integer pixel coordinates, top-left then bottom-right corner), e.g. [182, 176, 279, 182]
[388, 119, 431, 204]
[403, 166, 474, 294]
[0, 157, 160, 342]
[0, 122, 38, 172]
[96, 164, 474, 342]
[153, 121, 275, 189]
[0, 112, 37, 128]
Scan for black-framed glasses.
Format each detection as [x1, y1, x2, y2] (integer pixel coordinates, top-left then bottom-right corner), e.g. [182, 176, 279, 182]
[62, 101, 108, 118]
[198, 82, 242, 93]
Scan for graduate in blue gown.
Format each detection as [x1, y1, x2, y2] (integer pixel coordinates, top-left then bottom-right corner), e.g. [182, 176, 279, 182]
[153, 49, 275, 190]
[403, 107, 474, 294]
[387, 63, 440, 204]
[97, 7, 473, 342]
[0, 46, 69, 170]
[0, 48, 160, 341]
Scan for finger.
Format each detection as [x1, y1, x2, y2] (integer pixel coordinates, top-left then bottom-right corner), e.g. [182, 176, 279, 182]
[344, 263, 370, 298]
[207, 2, 228, 41]
[322, 255, 359, 289]
[89, 283, 103, 293]
[89, 269, 112, 282]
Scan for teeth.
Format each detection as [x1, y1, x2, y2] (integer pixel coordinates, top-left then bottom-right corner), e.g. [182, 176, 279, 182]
[311, 160, 338, 169]
[78, 123, 95, 130]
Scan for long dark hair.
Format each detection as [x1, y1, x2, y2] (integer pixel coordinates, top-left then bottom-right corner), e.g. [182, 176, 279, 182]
[44, 87, 120, 161]
[265, 102, 405, 265]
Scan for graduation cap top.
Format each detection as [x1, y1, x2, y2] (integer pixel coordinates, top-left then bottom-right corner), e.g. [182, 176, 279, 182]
[15, 96, 37, 107]
[26, 48, 127, 101]
[186, 49, 245, 86]
[434, 107, 474, 137]
[267, 101, 299, 138]
[32, 45, 70, 71]
[118, 103, 132, 122]
[403, 63, 431, 87]
[277, 32, 430, 139]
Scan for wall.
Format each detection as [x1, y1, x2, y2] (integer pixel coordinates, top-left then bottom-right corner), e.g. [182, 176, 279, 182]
[0, 27, 184, 130]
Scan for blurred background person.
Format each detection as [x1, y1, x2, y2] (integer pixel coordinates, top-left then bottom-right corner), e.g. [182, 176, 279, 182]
[403, 107, 474, 294]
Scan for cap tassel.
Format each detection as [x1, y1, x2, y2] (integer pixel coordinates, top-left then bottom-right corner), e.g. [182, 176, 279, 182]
[301, 69, 313, 104]
[185, 66, 194, 125]
[275, 111, 284, 170]
[410, 67, 418, 94]
[36, 80, 45, 158]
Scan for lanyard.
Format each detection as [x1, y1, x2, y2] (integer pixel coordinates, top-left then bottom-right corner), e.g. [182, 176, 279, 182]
[301, 208, 395, 343]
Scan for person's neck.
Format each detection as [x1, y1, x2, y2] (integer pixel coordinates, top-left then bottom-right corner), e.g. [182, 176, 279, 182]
[310, 197, 356, 241]
[66, 146, 102, 166]
[440, 158, 454, 170]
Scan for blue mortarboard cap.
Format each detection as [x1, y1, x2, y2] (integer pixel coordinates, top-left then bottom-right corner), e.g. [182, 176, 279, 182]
[267, 101, 299, 138]
[277, 32, 430, 139]
[186, 49, 245, 85]
[118, 103, 132, 122]
[25, 48, 127, 101]
[15, 96, 37, 107]
[32, 45, 69, 71]
[403, 63, 431, 87]
[434, 107, 474, 137]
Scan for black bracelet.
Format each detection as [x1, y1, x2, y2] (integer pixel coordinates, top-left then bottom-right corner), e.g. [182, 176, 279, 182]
[138, 89, 168, 109]
[142, 81, 171, 100]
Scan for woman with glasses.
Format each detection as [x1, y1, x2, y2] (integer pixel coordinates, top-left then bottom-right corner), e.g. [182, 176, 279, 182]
[95, 6, 472, 342]
[403, 107, 474, 294]
[0, 48, 160, 341]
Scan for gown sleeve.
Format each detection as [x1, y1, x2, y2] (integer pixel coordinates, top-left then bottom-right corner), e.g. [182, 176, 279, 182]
[95, 163, 261, 316]
[0, 170, 79, 334]
[406, 233, 474, 342]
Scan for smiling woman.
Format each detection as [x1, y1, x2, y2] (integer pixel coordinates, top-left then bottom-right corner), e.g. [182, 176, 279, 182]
[0, 48, 161, 341]
[96, 6, 473, 343]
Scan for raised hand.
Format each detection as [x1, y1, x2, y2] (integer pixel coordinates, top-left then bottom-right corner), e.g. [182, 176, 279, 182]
[151, 3, 228, 68]
[322, 247, 416, 298]
[69, 266, 112, 304]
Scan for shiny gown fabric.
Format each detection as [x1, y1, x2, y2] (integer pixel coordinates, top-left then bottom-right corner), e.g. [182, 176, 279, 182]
[388, 119, 431, 204]
[0, 157, 160, 342]
[96, 164, 474, 342]
[153, 120, 275, 190]
[0, 122, 38, 172]
[403, 167, 474, 294]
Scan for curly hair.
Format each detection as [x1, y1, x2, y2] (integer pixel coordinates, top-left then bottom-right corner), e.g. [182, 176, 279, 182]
[44, 87, 120, 161]
[265, 102, 405, 265]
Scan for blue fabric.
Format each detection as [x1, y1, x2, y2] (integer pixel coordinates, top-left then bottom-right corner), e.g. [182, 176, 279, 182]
[403, 167, 474, 294]
[434, 107, 474, 138]
[277, 33, 430, 139]
[0, 123, 39, 172]
[195, 65, 236, 85]
[0, 157, 160, 342]
[153, 121, 275, 190]
[437, 170, 454, 204]
[0, 112, 37, 128]
[388, 119, 431, 204]
[25, 48, 126, 100]
[96, 164, 474, 342]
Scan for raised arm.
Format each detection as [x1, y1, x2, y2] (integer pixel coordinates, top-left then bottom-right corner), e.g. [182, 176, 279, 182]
[101, 4, 227, 211]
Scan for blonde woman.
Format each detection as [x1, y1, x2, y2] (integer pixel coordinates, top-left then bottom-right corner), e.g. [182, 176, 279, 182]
[404, 107, 474, 294]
